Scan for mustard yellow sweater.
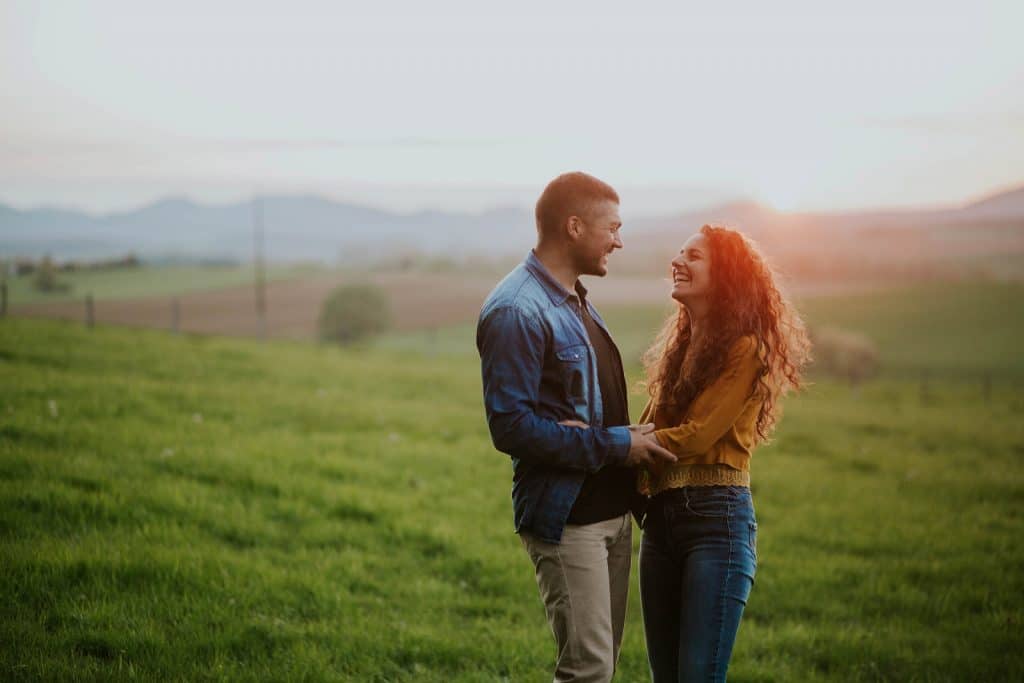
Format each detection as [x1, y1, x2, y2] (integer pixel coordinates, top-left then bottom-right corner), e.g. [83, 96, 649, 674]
[638, 335, 764, 496]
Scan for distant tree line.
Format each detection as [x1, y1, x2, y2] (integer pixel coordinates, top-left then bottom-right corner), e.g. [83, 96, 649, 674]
[8, 253, 141, 278]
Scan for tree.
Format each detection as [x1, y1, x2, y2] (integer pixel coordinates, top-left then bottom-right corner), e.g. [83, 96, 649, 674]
[318, 283, 392, 345]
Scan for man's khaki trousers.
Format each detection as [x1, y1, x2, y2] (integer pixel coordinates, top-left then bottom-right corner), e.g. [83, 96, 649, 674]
[520, 513, 633, 683]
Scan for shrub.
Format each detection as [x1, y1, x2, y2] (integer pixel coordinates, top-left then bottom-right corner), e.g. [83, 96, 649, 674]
[33, 255, 71, 293]
[809, 326, 879, 386]
[318, 283, 392, 345]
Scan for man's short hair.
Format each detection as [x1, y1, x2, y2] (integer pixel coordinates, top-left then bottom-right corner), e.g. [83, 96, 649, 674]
[535, 172, 619, 239]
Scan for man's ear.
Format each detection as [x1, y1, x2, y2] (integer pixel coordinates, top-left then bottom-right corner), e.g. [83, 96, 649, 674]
[566, 215, 583, 240]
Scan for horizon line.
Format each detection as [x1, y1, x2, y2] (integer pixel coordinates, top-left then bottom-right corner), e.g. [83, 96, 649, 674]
[1, 180, 1022, 221]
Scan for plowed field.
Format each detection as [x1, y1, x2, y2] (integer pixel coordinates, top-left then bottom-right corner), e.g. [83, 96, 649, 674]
[10, 270, 881, 340]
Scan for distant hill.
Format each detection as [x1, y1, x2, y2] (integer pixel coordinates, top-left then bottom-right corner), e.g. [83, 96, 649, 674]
[632, 184, 1024, 238]
[959, 185, 1024, 220]
[2, 185, 1023, 271]
[624, 184, 1024, 279]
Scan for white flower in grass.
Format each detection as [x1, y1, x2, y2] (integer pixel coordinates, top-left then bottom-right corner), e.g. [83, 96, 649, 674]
[161, 448, 175, 458]
[388, 432, 401, 442]
[192, 413, 203, 424]
[47, 399, 58, 418]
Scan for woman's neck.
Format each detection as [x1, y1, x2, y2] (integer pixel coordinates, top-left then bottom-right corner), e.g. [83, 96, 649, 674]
[685, 301, 710, 344]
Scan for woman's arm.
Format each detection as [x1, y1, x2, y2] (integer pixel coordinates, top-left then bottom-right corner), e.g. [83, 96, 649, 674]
[653, 336, 762, 461]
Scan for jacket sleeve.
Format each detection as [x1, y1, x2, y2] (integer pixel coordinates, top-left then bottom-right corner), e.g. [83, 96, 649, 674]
[653, 336, 762, 461]
[477, 305, 631, 472]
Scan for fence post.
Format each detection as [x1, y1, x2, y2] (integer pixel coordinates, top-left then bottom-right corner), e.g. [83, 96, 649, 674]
[0, 280, 7, 317]
[85, 293, 94, 329]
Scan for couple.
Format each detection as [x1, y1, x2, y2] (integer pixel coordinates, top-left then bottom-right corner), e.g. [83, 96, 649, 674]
[476, 172, 810, 682]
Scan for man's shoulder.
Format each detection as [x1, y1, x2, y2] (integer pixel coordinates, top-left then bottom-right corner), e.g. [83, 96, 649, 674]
[480, 263, 552, 321]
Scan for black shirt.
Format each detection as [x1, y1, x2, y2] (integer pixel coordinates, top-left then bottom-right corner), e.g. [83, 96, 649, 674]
[567, 288, 636, 525]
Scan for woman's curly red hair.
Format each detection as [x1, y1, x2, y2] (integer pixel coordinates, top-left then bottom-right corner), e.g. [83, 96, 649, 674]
[642, 225, 811, 442]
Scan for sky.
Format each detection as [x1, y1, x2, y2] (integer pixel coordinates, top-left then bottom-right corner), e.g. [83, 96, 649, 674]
[1, 0, 1022, 216]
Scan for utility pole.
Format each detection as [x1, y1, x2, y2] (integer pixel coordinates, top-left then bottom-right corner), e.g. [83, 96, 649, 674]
[171, 297, 180, 334]
[252, 197, 267, 339]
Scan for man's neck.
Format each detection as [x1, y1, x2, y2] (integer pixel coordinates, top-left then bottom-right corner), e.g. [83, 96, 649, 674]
[532, 245, 580, 294]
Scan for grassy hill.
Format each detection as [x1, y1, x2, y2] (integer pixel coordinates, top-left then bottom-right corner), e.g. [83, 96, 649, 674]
[2, 282, 1023, 680]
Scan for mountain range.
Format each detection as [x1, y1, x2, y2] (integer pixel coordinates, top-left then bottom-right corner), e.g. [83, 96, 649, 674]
[2, 185, 1023, 269]
[0, 196, 535, 263]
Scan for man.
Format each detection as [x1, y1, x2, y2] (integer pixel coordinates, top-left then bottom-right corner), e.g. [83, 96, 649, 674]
[476, 172, 677, 682]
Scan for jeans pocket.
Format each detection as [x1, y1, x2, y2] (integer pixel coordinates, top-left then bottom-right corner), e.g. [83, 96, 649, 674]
[748, 521, 758, 559]
[682, 488, 733, 518]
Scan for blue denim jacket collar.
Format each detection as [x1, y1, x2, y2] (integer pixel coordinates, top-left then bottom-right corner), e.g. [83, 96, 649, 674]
[524, 250, 586, 307]
[523, 251, 613, 343]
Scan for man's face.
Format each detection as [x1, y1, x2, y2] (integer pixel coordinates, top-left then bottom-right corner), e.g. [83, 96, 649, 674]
[572, 199, 623, 277]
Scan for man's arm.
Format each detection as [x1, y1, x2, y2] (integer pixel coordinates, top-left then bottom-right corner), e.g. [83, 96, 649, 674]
[477, 305, 631, 473]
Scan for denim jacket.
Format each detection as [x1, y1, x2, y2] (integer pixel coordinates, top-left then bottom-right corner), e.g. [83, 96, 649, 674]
[476, 251, 632, 543]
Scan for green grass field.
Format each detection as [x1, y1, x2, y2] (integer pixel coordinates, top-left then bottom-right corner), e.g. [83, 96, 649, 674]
[4, 263, 322, 306]
[376, 280, 1024, 381]
[2, 282, 1023, 681]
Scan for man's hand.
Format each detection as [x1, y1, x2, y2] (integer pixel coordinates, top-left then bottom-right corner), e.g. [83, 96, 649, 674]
[625, 428, 677, 469]
[627, 423, 656, 435]
[559, 420, 674, 470]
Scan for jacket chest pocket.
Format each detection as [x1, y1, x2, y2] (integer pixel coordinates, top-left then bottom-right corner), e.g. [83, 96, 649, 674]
[555, 344, 589, 410]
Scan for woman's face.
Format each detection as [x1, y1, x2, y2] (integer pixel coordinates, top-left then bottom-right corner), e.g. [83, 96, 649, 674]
[671, 233, 712, 305]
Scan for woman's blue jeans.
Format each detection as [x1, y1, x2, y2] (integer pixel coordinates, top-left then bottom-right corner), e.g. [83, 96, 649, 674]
[639, 486, 757, 683]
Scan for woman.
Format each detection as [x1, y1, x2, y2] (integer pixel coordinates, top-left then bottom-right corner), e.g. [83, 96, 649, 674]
[637, 225, 810, 682]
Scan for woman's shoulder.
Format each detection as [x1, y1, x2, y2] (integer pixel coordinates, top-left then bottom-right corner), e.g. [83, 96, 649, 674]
[728, 334, 759, 359]
[725, 334, 765, 373]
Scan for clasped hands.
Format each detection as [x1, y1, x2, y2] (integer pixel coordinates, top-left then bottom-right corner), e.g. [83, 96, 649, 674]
[558, 419, 677, 475]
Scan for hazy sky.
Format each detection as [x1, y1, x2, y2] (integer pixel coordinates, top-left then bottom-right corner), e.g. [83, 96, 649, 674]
[2, 0, 1022, 215]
